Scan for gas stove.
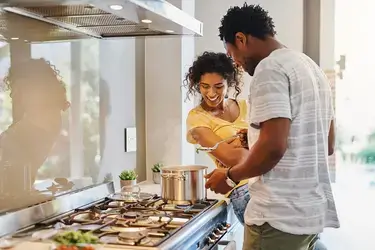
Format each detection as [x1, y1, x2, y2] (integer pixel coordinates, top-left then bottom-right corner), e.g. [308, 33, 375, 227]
[1, 183, 231, 250]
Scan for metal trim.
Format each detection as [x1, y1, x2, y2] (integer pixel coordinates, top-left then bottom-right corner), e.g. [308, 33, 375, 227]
[3, 6, 102, 39]
[0, 0, 203, 39]
[125, 0, 203, 36]
[0, 182, 115, 237]
[158, 201, 228, 250]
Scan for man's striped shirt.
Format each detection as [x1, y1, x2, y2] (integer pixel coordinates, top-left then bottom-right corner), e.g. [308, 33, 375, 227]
[245, 48, 340, 234]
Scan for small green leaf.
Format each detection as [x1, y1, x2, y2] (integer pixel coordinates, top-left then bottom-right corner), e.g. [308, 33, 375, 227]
[119, 169, 137, 180]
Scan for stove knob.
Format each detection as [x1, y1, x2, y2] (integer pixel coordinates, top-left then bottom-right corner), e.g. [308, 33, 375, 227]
[219, 223, 228, 230]
[215, 228, 225, 235]
[211, 232, 219, 238]
[224, 222, 231, 228]
[206, 236, 215, 244]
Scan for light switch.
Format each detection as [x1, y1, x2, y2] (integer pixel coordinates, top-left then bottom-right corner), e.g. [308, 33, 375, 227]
[124, 127, 137, 152]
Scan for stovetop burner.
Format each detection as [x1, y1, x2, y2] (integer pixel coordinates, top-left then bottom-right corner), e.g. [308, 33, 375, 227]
[12, 195, 218, 247]
[175, 204, 190, 210]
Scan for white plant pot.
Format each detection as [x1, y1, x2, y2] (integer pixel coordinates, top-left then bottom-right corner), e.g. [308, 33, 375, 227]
[153, 172, 161, 184]
[120, 179, 137, 188]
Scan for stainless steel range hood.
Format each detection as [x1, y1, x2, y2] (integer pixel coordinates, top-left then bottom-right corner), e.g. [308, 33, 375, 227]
[0, 0, 203, 42]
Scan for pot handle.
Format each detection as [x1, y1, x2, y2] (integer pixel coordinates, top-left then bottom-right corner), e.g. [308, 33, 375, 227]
[134, 184, 141, 198]
[161, 173, 186, 180]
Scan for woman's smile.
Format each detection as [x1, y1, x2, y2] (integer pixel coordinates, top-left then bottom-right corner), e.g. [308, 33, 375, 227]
[207, 96, 219, 102]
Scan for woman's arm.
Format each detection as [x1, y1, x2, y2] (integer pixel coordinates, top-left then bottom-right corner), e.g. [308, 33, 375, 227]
[190, 127, 248, 167]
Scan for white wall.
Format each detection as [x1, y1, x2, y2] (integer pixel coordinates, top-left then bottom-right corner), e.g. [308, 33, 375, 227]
[144, 0, 196, 181]
[98, 39, 146, 188]
[194, 0, 304, 172]
[320, 0, 335, 70]
[103, 0, 332, 183]
[195, 0, 303, 54]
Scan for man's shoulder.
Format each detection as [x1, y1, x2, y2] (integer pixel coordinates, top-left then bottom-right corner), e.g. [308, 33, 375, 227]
[256, 48, 300, 71]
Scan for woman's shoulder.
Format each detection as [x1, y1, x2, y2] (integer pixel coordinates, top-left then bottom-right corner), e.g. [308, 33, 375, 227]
[235, 98, 247, 106]
[187, 106, 212, 126]
[188, 105, 204, 115]
[234, 99, 248, 112]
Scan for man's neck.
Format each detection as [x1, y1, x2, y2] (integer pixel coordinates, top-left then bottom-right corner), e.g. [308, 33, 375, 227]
[260, 37, 285, 59]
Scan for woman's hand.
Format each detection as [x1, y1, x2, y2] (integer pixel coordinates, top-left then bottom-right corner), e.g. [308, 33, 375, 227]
[237, 129, 249, 149]
[227, 137, 243, 148]
[215, 129, 249, 168]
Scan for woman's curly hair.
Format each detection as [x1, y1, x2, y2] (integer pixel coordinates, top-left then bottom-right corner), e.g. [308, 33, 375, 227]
[183, 51, 242, 101]
[3, 58, 69, 123]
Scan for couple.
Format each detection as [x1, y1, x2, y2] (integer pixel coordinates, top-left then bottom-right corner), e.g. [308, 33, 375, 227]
[185, 4, 339, 250]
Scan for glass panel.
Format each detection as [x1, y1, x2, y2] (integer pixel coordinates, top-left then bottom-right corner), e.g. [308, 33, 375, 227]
[0, 3, 149, 218]
[0, 43, 11, 132]
[0, 38, 107, 212]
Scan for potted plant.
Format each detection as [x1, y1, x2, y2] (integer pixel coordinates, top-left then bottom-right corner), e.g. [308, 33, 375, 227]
[119, 169, 138, 188]
[152, 163, 163, 184]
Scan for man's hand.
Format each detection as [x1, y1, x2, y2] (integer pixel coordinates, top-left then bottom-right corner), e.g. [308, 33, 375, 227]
[204, 168, 232, 194]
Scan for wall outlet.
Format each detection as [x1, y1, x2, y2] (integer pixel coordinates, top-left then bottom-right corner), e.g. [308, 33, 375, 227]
[124, 127, 137, 152]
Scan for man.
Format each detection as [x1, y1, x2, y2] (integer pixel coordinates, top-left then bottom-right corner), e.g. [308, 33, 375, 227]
[205, 3, 340, 250]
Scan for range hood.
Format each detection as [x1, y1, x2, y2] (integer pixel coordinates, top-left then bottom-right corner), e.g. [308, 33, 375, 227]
[0, 0, 203, 42]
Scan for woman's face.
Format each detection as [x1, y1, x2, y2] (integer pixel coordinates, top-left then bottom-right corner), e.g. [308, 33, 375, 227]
[199, 73, 228, 108]
[13, 77, 64, 117]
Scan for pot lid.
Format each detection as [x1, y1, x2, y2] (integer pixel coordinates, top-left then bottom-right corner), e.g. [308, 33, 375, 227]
[161, 165, 208, 171]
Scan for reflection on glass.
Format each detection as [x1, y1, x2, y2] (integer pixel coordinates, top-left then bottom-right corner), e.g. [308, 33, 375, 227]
[0, 58, 70, 210]
[31, 41, 102, 188]
[0, 38, 112, 213]
[0, 34, 118, 214]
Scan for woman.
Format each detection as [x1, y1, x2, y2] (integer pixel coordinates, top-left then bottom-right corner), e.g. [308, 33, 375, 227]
[184, 52, 327, 250]
[184, 51, 250, 224]
[0, 58, 69, 198]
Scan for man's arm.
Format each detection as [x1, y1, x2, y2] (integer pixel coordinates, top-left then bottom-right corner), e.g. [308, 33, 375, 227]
[228, 68, 292, 182]
[229, 118, 290, 182]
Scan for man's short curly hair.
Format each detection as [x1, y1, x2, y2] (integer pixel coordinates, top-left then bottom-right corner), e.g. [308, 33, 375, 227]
[183, 51, 242, 101]
[219, 3, 276, 44]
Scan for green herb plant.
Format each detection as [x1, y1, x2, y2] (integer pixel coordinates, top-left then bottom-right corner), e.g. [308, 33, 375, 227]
[151, 163, 163, 173]
[119, 170, 138, 180]
[53, 230, 99, 245]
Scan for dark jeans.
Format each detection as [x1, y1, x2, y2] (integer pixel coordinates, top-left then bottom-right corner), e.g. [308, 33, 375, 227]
[229, 184, 327, 250]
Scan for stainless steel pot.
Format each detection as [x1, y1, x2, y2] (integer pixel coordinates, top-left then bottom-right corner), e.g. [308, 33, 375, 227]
[160, 165, 208, 204]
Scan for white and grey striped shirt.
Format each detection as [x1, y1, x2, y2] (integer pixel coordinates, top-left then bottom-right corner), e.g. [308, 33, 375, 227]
[244, 48, 340, 235]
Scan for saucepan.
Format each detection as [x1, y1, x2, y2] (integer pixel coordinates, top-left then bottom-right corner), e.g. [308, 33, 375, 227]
[160, 165, 208, 205]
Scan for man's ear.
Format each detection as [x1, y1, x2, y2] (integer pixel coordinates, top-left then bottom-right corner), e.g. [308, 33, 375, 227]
[234, 32, 247, 47]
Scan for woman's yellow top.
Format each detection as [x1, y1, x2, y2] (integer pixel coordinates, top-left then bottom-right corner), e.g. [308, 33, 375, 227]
[186, 99, 248, 197]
